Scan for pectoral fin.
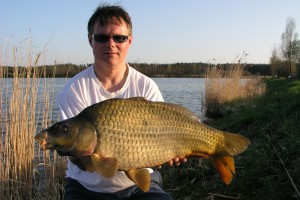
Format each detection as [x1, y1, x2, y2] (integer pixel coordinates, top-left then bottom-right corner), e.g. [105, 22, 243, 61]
[125, 169, 150, 192]
[91, 154, 119, 178]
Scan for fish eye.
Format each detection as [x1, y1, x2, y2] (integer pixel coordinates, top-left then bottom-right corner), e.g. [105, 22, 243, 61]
[62, 125, 69, 133]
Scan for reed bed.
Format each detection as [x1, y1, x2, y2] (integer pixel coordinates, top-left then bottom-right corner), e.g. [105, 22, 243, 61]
[204, 64, 266, 117]
[0, 41, 66, 200]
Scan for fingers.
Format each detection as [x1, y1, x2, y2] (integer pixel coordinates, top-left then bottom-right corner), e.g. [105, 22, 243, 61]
[180, 157, 187, 163]
[168, 159, 175, 167]
[168, 157, 187, 167]
[173, 157, 180, 166]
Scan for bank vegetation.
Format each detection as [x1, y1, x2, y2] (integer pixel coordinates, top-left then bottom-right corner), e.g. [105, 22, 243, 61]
[0, 62, 274, 78]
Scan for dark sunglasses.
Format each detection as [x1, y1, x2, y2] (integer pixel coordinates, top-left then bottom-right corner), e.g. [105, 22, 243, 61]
[92, 34, 129, 43]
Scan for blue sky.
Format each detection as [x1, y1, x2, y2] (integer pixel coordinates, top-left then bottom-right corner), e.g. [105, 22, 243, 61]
[1, 0, 300, 66]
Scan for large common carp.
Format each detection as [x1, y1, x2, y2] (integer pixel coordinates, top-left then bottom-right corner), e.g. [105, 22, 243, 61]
[34, 97, 250, 192]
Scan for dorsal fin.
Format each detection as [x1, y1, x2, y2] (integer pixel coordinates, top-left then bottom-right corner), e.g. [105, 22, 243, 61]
[156, 101, 201, 122]
[127, 97, 147, 101]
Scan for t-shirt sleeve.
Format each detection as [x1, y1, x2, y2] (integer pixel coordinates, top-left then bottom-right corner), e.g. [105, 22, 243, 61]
[144, 79, 164, 102]
[57, 92, 86, 120]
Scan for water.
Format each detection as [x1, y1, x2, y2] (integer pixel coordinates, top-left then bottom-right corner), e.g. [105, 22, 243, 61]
[153, 78, 205, 118]
[52, 77, 205, 118]
[1, 77, 206, 124]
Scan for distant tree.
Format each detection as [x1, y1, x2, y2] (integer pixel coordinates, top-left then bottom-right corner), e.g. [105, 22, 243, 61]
[270, 47, 285, 77]
[295, 40, 300, 63]
[280, 17, 299, 74]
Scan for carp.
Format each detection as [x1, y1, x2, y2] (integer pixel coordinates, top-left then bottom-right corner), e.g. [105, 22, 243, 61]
[34, 97, 250, 192]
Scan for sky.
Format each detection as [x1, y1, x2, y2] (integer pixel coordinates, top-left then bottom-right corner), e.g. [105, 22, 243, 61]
[1, 0, 300, 66]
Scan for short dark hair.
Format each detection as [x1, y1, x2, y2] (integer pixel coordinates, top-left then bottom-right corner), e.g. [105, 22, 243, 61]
[87, 4, 132, 35]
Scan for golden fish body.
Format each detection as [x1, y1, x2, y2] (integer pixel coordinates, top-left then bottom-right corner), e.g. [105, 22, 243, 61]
[35, 97, 250, 192]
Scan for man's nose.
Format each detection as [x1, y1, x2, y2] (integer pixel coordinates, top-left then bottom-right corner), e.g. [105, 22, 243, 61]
[105, 36, 116, 47]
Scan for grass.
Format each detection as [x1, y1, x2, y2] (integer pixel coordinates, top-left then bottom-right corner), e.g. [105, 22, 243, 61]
[204, 64, 266, 118]
[161, 78, 300, 199]
[0, 40, 66, 200]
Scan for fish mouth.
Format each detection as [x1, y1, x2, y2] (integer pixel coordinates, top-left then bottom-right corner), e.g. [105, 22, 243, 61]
[34, 130, 53, 150]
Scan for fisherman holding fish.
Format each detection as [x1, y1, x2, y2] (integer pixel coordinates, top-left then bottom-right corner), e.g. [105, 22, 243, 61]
[56, 3, 185, 200]
[35, 3, 250, 199]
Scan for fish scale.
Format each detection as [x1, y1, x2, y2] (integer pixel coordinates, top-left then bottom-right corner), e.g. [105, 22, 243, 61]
[34, 97, 250, 192]
[83, 98, 224, 170]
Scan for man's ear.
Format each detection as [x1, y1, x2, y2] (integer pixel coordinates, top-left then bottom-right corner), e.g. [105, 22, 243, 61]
[88, 34, 93, 47]
[128, 34, 133, 46]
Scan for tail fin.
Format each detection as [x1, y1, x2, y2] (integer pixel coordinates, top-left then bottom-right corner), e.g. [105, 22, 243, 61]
[211, 133, 250, 185]
[211, 156, 235, 185]
[222, 133, 251, 156]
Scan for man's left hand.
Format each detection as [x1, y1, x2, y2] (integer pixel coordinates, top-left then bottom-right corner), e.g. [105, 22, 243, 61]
[167, 157, 187, 167]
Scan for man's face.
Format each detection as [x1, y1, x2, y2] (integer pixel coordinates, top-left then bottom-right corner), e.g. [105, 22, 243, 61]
[89, 21, 132, 68]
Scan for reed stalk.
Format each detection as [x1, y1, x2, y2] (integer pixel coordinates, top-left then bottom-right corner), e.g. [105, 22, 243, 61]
[0, 39, 66, 200]
[204, 63, 266, 117]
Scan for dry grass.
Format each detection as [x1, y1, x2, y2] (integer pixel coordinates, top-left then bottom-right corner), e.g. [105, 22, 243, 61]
[204, 64, 266, 117]
[0, 39, 66, 199]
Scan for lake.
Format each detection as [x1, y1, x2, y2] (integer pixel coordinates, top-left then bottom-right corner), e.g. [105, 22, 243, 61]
[1, 77, 206, 124]
[153, 78, 205, 118]
[52, 77, 205, 118]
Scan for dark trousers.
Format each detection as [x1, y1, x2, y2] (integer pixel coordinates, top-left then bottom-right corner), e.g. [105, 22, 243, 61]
[64, 171, 173, 200]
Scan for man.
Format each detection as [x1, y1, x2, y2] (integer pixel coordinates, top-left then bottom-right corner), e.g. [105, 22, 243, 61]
[57, 4, 186, 200]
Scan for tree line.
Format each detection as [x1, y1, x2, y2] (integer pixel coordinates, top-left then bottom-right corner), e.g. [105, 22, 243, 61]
[131, 62, 271, 77]
[0, 62, 272, 78]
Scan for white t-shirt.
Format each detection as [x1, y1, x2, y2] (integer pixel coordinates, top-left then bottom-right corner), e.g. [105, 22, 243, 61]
[57, 64, 163, 193]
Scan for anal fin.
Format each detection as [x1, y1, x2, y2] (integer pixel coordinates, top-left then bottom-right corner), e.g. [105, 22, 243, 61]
[125, 169, 150, 192]
[91, 153, 119, 178]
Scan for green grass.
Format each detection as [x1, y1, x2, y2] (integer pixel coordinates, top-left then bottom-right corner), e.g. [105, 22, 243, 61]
[161, 78, 300, 200]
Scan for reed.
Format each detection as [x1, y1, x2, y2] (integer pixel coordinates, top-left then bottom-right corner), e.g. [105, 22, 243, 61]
[0, 39, 66, 199]
[204, 63, 266, 117]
